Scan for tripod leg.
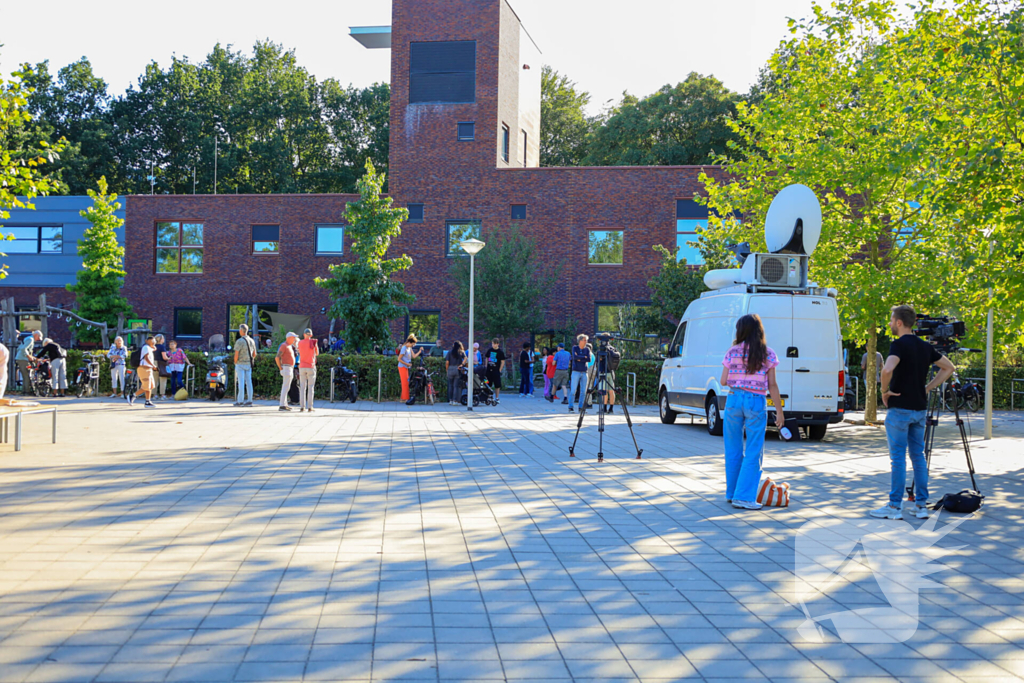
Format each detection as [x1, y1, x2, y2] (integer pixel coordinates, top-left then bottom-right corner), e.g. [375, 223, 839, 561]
[596, 388, 605, 462]
[615, 387, 644, 460]
[952, 402, 981, 492]
[568, 384, 591, 458]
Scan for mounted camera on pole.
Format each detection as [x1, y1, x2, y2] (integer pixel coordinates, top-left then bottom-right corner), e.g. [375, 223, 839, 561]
[568, 333, 644, 462]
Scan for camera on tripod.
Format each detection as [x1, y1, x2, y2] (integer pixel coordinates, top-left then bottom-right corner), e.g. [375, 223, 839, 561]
[914, 315, 967, 354]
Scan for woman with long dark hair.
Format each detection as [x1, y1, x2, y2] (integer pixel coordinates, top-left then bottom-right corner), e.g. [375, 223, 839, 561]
[719, 314, 785, 509]
[446, 341, 466, 405]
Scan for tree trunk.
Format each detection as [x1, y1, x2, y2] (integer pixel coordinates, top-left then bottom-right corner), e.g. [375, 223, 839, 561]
[864, 329, 878, 422]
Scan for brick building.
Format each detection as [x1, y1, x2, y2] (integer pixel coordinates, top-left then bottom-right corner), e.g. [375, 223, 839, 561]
[123, 0, 722, 348]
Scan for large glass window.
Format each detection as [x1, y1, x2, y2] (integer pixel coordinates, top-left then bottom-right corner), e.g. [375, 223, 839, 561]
[408, 311, 440, 344]
[252, 225, 279, 254]
[228, 304, 278, 345]
[595, 302, 651, 334]
[588, 230, 623, 265]
[316, 225, 344, 255]
[175, 308, 203, 339]
[675, 219, 706, 265]
[409, 40, 476, 104]
[156, 222, 203, 273]
[2, 226, 62, 254]
[446, 220, 482, 257]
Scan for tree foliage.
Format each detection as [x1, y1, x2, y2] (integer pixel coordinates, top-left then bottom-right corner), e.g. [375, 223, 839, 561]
[315, 160, 413, 352]
[15, 42, 389, 195]
[449, 224, 558, 343]
[66, 177, 133, 342]
[645, 245, 710, 331]
[583, 73, 739, 166]
[540, 66, 593, 167]
[699, 0, 1024, 420]
[0, 63, 65, 279]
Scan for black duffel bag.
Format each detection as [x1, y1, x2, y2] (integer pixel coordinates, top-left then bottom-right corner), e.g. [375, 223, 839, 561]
[931, 489, 984, 513]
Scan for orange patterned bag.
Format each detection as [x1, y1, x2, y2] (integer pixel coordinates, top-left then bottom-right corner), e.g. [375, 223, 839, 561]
[757, 476, 790, 507]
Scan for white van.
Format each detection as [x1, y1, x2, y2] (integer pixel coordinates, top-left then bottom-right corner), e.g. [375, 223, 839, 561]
[657, 285, 845, 440]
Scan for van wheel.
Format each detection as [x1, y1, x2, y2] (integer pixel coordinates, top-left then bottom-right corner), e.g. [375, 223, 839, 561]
[659, 389, 677, 424]
[808, 424, 827, 441]
[705, 395, 724, 436]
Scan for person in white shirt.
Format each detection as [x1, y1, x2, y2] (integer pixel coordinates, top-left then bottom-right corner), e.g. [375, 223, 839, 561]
[131, 337, 158, 407]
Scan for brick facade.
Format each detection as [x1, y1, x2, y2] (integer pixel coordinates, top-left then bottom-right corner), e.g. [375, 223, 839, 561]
[123, 0, 723, 348]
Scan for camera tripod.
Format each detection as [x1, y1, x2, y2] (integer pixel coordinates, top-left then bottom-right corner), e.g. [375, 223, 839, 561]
[568, 373, 643, 462]
[906, 381, 979, 503]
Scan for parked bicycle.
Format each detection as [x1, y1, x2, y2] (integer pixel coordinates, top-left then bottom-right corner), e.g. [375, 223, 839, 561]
[943, 373, 984, 413]
[74, 352, 104, 398]
[28, 359, 53, 397]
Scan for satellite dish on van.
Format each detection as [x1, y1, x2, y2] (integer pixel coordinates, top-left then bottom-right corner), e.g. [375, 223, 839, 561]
[765, 184, 821, 256]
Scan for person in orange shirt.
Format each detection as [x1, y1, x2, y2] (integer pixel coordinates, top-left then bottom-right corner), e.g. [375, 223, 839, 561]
[297, 328, 319, 412]
[275, 331, 298, 411]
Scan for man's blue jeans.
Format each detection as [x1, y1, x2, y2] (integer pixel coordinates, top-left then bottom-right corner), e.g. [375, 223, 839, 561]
[569, 371, 588, 409]
[723, 389, 767, 503]
[236, 364, 253, 403]
[885, 407, 928, 508]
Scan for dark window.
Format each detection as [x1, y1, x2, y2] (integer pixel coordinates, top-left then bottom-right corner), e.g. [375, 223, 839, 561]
[510, 205, 527, 221]
[315, 225, 344, 254]
[457, 122, 475, 141]
[676, 199, 710, 220]
[2, 226, 62, 254]
[522, 130, 528, 167]
[501, 124, 510, 162]
[175, 308, 203, 339]
[156, 222, 203, 274]
[407, 311, 440, 344]
[410, 41, 476, 104]
[446, 220, 482, 257]
[407, 204, 424, 223]
[252, 225, 279, 254]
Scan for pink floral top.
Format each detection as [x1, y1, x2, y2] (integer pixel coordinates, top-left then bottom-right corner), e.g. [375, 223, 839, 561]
[722, 343, 779, 396]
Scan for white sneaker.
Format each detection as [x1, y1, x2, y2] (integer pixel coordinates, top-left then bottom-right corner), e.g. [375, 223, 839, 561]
[911, 506, 930, 519]
[731, 500, 763, 510]
[869, 504, 903, 519]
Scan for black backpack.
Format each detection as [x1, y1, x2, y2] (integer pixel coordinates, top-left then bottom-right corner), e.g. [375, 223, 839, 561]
[605, 345, 622, 372]
[931, 489, 984, 514]
[129, 348, 142, 368]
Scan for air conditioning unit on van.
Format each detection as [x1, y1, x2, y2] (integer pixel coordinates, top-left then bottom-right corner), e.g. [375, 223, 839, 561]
[746, 253, 808, 289]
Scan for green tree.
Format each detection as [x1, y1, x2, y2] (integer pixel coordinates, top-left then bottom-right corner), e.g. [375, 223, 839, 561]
[1, 64, 65, 279]
[583, 73, 739, 166]
[540, 66, 592, 166]
[315, 160, 412, 352]
[645, 245, 709, 330]
[66, 177, 133, 342]
[698, 0, 1016, 421]
[449, 224, 558, 343]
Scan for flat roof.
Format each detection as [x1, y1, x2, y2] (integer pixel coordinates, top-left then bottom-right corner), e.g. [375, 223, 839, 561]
[350, 26, 392, 49]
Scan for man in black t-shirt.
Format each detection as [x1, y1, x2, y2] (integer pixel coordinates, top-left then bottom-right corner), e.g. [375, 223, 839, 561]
[870, 305, 955, 521]
[485, 339, 505, 402]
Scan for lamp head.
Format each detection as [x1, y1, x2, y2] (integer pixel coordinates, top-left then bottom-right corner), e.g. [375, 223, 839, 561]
[460, 238, 485, 255]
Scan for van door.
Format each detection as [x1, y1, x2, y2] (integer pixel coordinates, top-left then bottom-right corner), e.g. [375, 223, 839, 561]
[663, 321, 687, 404]
[790, 296, 842, 413]
[746, 295, 793, 410]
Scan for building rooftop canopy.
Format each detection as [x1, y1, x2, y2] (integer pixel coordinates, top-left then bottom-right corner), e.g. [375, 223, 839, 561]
[350, 26, 392, 49]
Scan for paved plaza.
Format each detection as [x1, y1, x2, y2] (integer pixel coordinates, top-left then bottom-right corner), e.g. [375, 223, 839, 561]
[1, 395, 1023, 683]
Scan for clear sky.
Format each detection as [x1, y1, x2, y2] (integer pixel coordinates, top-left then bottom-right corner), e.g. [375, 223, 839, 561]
[0, 0, 822, 115]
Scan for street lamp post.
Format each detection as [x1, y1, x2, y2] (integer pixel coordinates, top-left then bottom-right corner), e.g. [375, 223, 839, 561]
[460, 238, 485, 411]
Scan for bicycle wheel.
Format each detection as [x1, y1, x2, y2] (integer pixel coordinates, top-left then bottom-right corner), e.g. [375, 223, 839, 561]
[965, 387, 982, 413]
[943, 386, 962, 411]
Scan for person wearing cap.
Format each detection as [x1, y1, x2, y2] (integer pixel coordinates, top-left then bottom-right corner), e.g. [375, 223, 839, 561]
[297, 329, 319, 412]
[275, 332, 298, 411]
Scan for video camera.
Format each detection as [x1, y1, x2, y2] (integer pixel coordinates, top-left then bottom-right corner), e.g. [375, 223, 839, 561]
[914, 315, 970, 354]
[593, 333, 638, 373]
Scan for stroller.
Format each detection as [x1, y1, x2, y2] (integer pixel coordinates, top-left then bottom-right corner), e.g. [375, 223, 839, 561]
[458, 366, 496, 407]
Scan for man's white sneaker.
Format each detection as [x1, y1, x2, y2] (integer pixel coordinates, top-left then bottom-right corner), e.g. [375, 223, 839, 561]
[869, 504, 903, 519]
[912, 506, 930, 519]
[731, 500, 763, 510]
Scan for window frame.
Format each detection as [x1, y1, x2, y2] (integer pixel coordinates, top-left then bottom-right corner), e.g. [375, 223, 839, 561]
[406, 204, 424, 224]
[155, 220, 204, 275]
[251, 224, 280, 256]
[501, 124, 510, 163]
[457, 121, 475, 141]
[1, 225, 64, 254]
[587, 228, 625, 266]
[445, 220, 482, 258]
[174, 307, 203, 340]
[406, 310, 441, 345]
[668, 321, 687, 358]
[510, 204, 527, 221]
[315, 224, 345, 255]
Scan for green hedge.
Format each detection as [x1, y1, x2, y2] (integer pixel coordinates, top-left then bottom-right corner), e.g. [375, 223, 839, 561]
[848, 364, 1024, 410]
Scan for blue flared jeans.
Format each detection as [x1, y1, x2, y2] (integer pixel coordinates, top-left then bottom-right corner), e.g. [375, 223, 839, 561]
[723, 389, 767, 503]
[885, 407, 929, 508]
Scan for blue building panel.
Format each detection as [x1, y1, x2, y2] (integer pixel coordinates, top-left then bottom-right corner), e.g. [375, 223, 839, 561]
[0, 196, 126, 288]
